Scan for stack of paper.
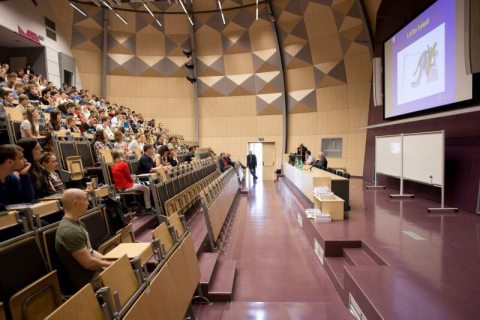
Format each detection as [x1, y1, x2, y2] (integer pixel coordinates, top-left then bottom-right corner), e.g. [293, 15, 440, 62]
[314, 186, 336, 199]
[305, 208, 322, 219]
[314, 213, 331, 223]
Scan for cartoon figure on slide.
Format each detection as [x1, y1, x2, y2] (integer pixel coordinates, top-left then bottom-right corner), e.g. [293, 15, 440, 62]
[411, 42, 438, 88]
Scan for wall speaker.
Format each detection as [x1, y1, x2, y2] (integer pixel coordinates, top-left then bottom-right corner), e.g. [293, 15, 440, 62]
[372, 57, 383, 106]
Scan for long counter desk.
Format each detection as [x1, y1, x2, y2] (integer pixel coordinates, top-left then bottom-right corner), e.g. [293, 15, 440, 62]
[283, 161, 350, 211]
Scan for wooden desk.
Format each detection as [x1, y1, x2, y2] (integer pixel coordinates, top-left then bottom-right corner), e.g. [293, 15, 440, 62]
[39, 194, 63, 201]
[313, 194, 345, 220]
[94, 187, 109, 197]
[283, 161, 350, 210]
[103, 243, 154, 264]
[7, 201, 60, 217]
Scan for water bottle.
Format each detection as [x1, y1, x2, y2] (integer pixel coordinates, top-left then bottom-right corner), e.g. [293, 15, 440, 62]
[195, 150, 198, 159]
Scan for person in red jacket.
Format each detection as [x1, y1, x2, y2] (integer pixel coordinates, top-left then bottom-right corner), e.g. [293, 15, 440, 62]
[111, 149, 156, 213]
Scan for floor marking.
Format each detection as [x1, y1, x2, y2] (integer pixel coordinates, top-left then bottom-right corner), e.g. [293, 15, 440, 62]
[402, 231, 425, 240]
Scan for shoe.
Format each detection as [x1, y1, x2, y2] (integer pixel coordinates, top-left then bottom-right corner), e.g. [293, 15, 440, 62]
[144, 207, 157, 215]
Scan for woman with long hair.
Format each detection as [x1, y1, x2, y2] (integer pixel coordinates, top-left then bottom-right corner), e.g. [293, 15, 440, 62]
[38, 152, 64, 197]
[168, 149, 179, 167]
[66, 115, 81, 133]
[94, 129, 111, 161]
[154, 145, 172, 170]
[20, 107, 45, 139]
[17, 138, 43, 197]
[113, 130, 128, 151]
[111, 149, 156, 213]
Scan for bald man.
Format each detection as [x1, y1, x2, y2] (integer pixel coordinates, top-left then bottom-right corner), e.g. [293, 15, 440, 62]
[315, 152, 328, 170]
[55, 189, 111, 293]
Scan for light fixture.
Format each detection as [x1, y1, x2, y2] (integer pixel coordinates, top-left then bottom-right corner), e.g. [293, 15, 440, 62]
[256, 0, 258, 20]
[100, 0, 112, 10]
[183, 49, 192, 58]
[105, 0, 116, 7]
[68, 1, 87, 16]
[113, 0, 122, 5]
[179, 0, 194, 25]
[218, 0, 225, 25]
[115, 11, 128, 24]
[91, 0, 102, 7]
[184, 62, 194, 69]
[142, 1, 162, 27]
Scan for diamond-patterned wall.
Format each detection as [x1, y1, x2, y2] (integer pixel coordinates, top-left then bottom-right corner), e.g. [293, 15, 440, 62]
[273, 0, 372, 175]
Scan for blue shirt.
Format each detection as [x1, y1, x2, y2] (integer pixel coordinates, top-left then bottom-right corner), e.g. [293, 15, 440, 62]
[0, 173, 35, 207]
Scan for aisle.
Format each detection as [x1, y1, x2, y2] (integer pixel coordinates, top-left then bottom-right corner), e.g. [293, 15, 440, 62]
[194, 179, 352, 319]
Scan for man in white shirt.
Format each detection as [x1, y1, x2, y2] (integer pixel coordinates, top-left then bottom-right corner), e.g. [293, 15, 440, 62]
[110, 111, 119, 127]
[305, 150, 315, 165]
[96, 117, 114, 137]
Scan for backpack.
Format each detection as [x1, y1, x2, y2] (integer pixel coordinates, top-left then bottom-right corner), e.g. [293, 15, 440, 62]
[104, 197, 128, 233]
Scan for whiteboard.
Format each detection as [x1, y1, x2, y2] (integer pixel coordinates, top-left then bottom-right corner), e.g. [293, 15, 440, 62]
[402, 132, 444, 186]
[375, 135, 402, 178]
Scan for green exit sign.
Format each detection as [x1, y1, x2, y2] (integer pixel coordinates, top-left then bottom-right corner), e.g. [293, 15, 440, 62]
[39, 35, 44, 41]
[259, 138, 264, 141]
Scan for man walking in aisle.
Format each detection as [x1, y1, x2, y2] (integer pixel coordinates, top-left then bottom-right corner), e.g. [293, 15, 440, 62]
[247, 150, 258, 181]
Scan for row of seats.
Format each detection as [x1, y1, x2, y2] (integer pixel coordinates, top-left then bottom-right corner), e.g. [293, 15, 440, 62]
[325, 167, 351, 179]
[44, 213, 200, 320]
[200, 167, 239, 244]
[0, 205, 135, 320]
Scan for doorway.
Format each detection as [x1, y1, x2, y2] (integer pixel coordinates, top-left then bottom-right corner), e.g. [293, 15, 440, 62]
[248, 142, 276, 180]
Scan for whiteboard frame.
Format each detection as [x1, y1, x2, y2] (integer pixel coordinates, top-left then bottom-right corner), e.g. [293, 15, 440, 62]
[374, 134, 403, 179]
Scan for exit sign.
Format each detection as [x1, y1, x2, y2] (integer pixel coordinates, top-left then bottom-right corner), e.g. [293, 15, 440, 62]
[259, 138, 264, 141]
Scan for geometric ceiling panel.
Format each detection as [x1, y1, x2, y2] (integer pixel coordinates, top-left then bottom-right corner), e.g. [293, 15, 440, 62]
[287, 89, 317, 113]
[254, 71, 283, 94]
[198, 76, 226, 97]
[252, 49, 281, 72]
[314, 60, 346, 87]
[282, 43, 312, 69]
[165, 34, 191, 56]
[225, 74, 256, 96]
[197, 55, 225, 77]
[256, 92, 283, 115]
[222, 31, 251, 54]
[107, 32, 136, 55]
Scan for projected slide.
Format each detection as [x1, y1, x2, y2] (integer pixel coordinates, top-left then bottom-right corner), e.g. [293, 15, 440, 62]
[397, 24, 445, 106]
[384, 0, 472, 119]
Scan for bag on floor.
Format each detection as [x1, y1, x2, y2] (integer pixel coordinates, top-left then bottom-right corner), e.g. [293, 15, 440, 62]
[104, 197, 128, 233]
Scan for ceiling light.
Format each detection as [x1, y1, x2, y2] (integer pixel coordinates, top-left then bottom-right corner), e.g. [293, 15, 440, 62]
[100, 0, 112, 10]
[179, 0, 194, 25]
[68, 1, 87, 16]
[256, 0, 258, 20]
[218, 0, 225, 25]
[113, 0, 123, 5]
[91, 0, 102, 7]
[105, 0, 115, 7]
[142, 1, 162, 26]
[115, 11, 128, 24]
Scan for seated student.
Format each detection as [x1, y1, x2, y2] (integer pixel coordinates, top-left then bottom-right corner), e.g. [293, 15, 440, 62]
[74, 105, 86, 122]
[168, 150, 179, 167]
[218, 153, 232, 172]
[17, 138, 44, 199]
[154, 134, 166, 150]
[12, 83, 25, 100]
[81, 115, 97, 133]
[58, 91, 69, 104]
[154, 145, 172, 170]
[17, 94, 30, 115]
[111, 149, 156, 213]
[136, 144, 163, 175]
[39, 88, 51, 106]
[66, 115, 81, 133]
[56, 189, 112, 294]
[305, 150, 315, 165]
[0, 90, 14, 108]
[20, 107, 46, 140]
[0, 73, 16, 89]
[93, 129, 111, 162]
[96, 116, 114, 138]
[113, 131, 128, 152]
[128, 133, 145, 153]
[26, 84, 40, 101]
[184, 147, 196, 163]
[0, 144, 35, 207]
[38, 152, 64, 197]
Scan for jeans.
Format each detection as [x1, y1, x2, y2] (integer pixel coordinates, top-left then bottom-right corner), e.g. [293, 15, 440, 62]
[249, 167, 257, 179]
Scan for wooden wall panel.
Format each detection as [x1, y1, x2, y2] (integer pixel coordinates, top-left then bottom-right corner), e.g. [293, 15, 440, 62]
[287, 113, 318, 136]
[166, 78, 194, 98]
[344, 52, 373, 83]
[135, 77, 168, 98]
[199, 97, 228, 118]
[310, 35, 343, 64]
[136, 34, 166, 56]
[78, 73, 101, 97]
[348, 107, 368, 133]
[347, 80, 371, 109]
[225, 96, 257, 117]
[304, 8, 337, 41]
[285, 66, 315, 92]
[72, 49, 102, 73]
[107, 75, 136, 97]
[249, 27, 276, 51]
[317, 109, 349, 135]
[224, 53, 254, 75]
[316, 85, 349, 112]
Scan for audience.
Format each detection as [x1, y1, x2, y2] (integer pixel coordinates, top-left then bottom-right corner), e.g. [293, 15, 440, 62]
[20, 107, 45, 140]
[113, 131, 128, 151]
[0, 144, 35, 207]
[218, 153, 232, 172]
[128, 133, 145, 154]
[93, 129, 111, 161]
[136, 144, 163, 175]
[111, 149, 156, 213]
[184, 146, 195, 163]
[56, 189, 111, 294]
[66, 115, 81, 133]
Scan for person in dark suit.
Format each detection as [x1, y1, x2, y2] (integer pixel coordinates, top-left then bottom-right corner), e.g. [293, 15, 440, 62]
[218, 153, 232, 172]
[297, 143, 307, 162]
[247, 151, 258, 180]
[314, 152, 328, 170]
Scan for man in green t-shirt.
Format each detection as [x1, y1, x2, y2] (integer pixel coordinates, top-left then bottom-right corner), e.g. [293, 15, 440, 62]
[55, 189, 111, 293]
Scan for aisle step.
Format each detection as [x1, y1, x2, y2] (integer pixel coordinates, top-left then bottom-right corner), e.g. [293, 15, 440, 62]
[343, 248, 378, 266]
[199, 252, 220, 292]
[131, 214, 158, 237]
[324, 257, 348, 305]
[205, 260, 237, 302]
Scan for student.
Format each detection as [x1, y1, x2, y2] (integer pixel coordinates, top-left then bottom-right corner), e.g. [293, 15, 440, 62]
[56, 189, 112, 294]
[0, 73, 16, 89]
[168, 150, 179, 167]
[20, 107, 46, 139]
[43, 109, 62, 133]
[38, 152, 64, 197]
[111, 149, 156, 213]
[81, 115, 97, 133]
[27, 84, 40, 101]
[113, 131, 128, 151]
[17, 138, 44, 198]
[154, 145, 172, 169]
[184, 147, 195, 163]
[96, 117, 114, 138]
[218, 153, 232, 173]
[17, 94, 30, 115]
[128, 133, 145, 153]
[0, 90, 14, 108]
[66, 115, 81, 133]
[0, 144, 35, 207]
[136, 144, 163, 175]
[305, 150, 315, 165]
[12, 83, 25, 100]
[93, 129, 111, 161]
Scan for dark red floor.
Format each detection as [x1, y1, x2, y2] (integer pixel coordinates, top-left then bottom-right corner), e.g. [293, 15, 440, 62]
[195, 179, 353, 319]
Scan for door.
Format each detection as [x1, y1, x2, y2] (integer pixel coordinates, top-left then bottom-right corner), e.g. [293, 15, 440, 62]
[262, 142, 275, 180]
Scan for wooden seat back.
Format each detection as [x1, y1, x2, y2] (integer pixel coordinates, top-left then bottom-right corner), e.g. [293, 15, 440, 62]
[44, 284, 104, 320]
[167, 213, 185, 239]
[151, 223, 175, 256]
